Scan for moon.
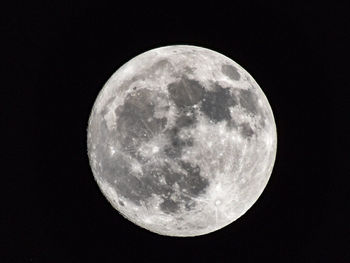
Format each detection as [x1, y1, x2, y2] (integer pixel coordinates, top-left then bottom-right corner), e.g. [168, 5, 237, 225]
[87, 45, 277, 237]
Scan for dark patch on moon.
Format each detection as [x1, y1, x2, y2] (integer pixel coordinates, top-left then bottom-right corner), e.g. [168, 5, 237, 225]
[163, 102, 197, 159]
[183, 66, 195, 74]
[115, 88, 167, 156]
[159, 199, 180, 214]
[184, 199, 196, 211]
[143, 160, 208, 213]
[177, 161, 208, 196]
[240, 122, 255, 138]
[236, 88, 266, 129]
[226, 118, 238, 130]
[200, 83, 237, 123]
[115, 175, 151, 205]
[221, 64, 240, 80]
[154, 160, 208, 214]
[167, 76, 205, 109]
[175, 109, 197, 128]
[163, 145, 182, 159]
[238, 89, 259, 115]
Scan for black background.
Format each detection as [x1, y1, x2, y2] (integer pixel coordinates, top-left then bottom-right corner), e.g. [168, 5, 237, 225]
[2, 1, 346, 262]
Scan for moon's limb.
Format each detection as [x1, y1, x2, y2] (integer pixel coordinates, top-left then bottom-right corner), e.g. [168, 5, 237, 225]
[87, 45, 277, 237]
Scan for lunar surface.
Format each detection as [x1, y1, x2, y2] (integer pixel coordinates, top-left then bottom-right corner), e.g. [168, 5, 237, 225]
[87, 45, 277, 237]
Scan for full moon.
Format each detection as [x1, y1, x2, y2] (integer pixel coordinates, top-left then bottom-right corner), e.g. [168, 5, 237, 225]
[87, 45, 277, 237]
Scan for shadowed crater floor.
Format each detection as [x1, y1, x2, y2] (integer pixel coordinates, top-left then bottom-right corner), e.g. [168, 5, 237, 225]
[200, 83, 237, 123]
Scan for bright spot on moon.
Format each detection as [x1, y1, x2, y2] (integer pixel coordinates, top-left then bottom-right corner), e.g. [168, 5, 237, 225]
[87, 45, 277, 237]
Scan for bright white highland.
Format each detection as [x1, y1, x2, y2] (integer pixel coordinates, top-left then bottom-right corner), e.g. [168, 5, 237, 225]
[87, 45, 277, 236]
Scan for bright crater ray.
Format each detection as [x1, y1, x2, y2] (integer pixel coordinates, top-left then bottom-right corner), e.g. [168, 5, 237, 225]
[87, 45, 277, 237]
